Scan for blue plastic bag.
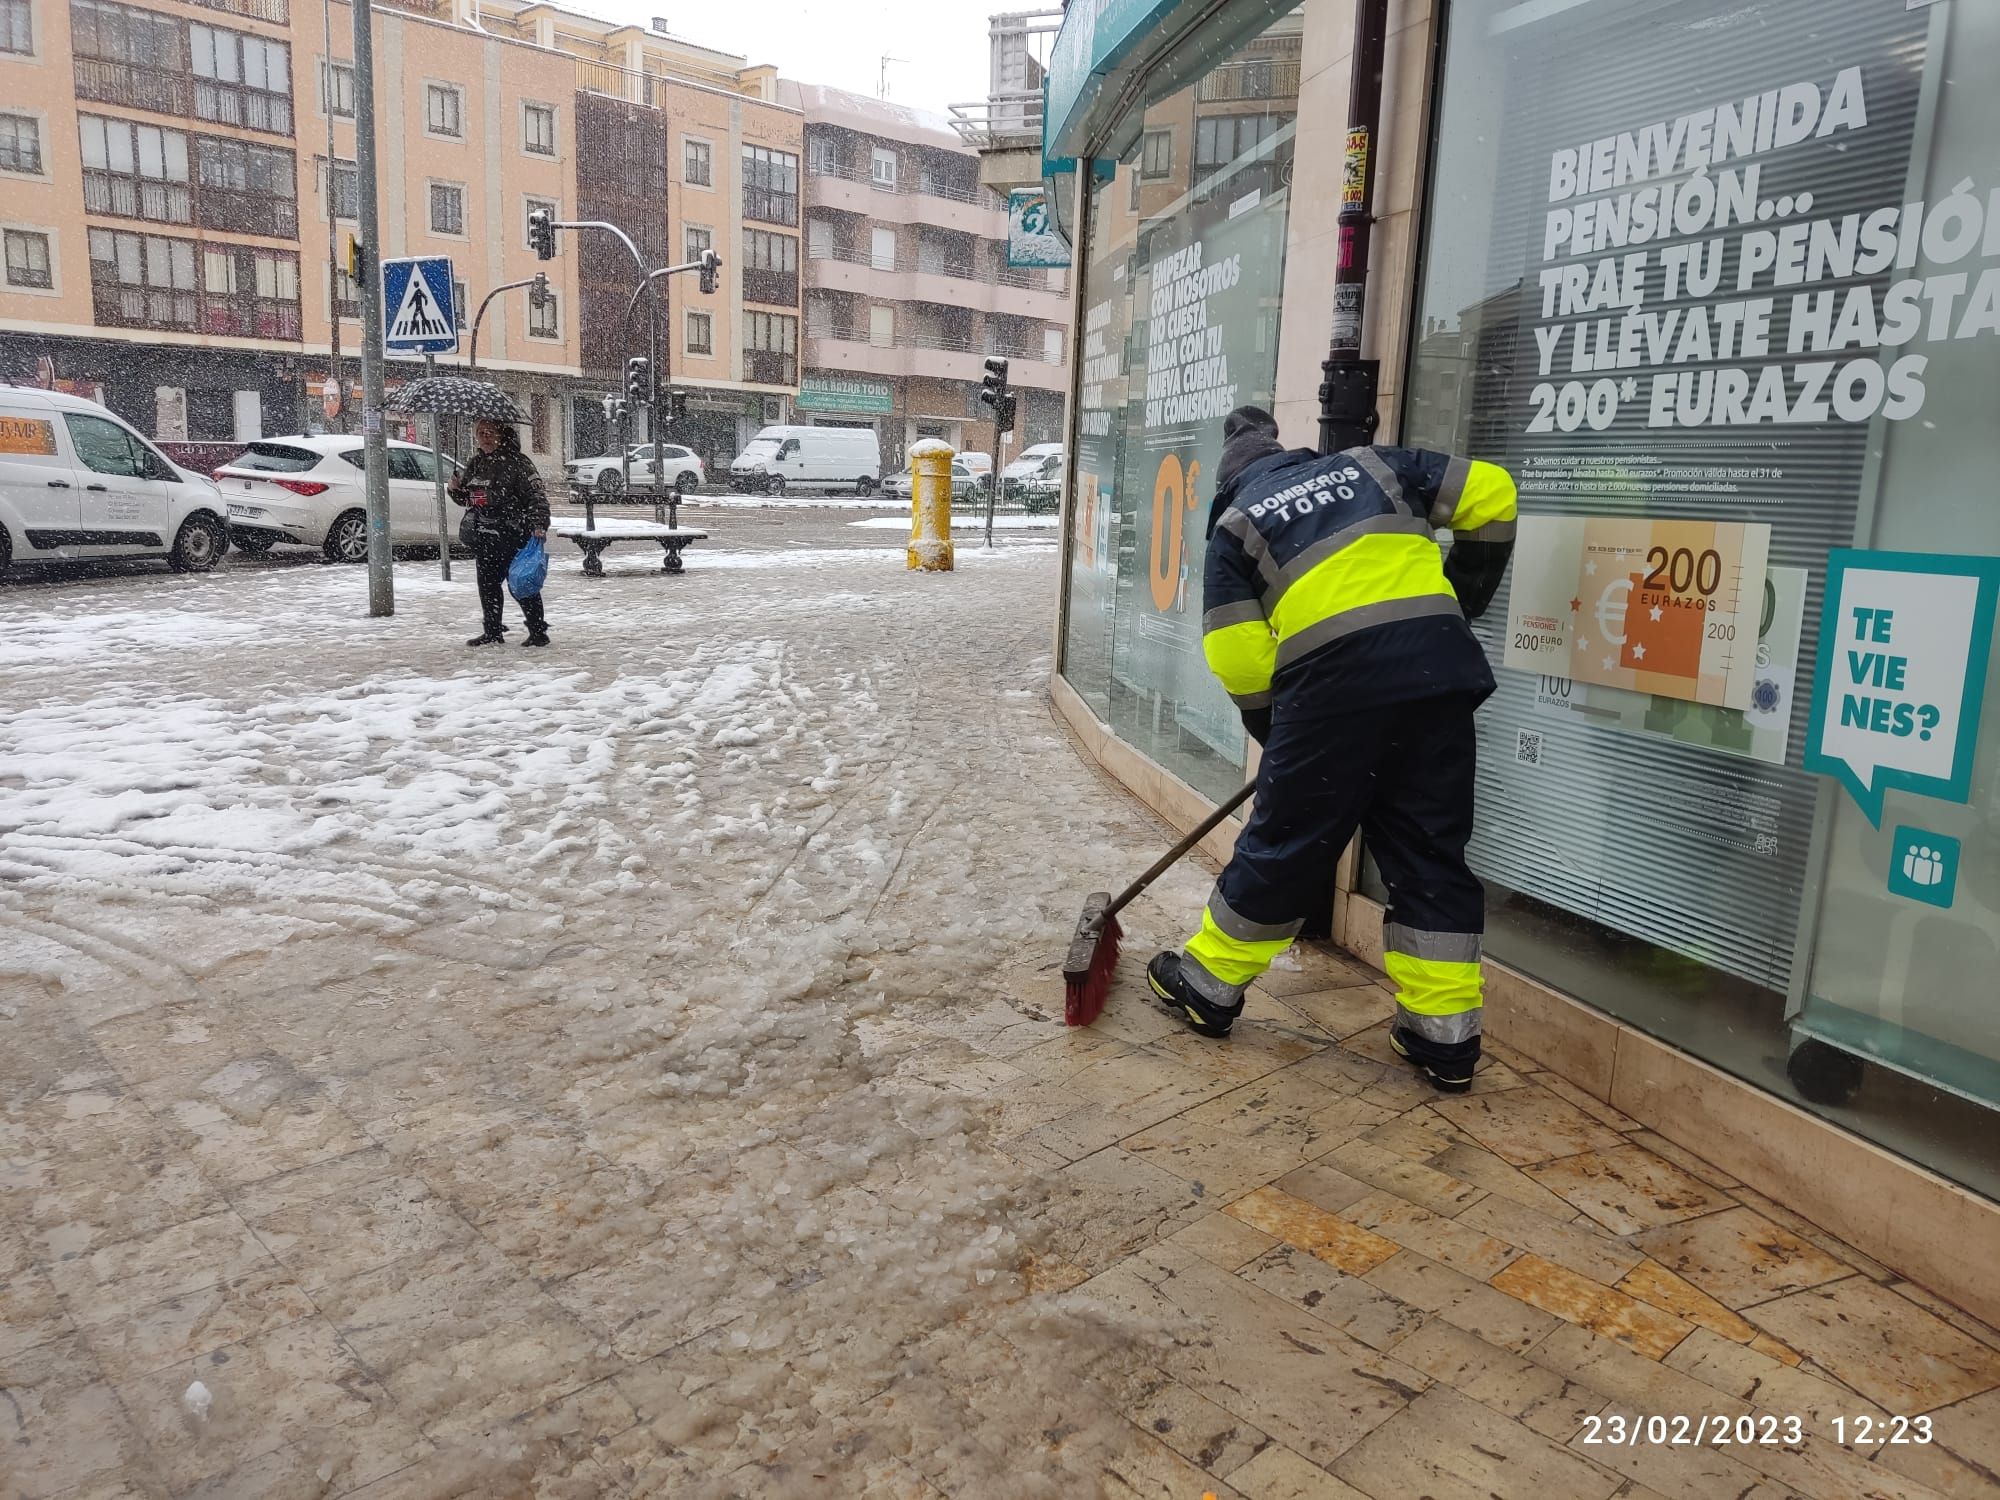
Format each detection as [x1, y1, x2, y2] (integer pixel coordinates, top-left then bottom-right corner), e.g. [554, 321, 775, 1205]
[507, 536, 548, 600]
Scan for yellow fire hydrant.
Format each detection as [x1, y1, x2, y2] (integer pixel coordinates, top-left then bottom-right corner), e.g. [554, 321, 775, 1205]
[906, 439, 955, 572]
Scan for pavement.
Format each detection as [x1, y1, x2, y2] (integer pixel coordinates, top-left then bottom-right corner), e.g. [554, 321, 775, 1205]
[2, 511, 1997, 1499]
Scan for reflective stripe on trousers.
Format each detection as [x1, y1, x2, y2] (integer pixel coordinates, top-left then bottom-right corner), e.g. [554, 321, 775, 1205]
[1383, 921, 1483, 1046]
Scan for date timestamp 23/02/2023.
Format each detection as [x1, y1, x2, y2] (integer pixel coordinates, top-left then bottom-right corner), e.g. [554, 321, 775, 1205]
[1580, 1413, 1935, 1447]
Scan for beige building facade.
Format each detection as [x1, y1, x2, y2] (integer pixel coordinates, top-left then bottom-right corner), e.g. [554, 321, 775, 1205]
[0, 0, 800, 477]
[788, 82, 1069, 475]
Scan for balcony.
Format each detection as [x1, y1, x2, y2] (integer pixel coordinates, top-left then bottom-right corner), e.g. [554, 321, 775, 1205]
[803, 245, 1065, 320]
[742, 350, 797, 386]
[805, 328, 1066, 390]
[804, 161, 1000, 237]
[946, 92, 1044, 153]
[185, 0, 289, 22]
[742, 266, 799, 307]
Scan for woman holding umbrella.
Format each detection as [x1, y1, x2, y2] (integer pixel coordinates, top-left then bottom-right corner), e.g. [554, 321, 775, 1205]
[450, 419, 551, 647]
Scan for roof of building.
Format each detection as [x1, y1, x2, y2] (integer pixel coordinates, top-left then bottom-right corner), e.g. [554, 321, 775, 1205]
[781, 81, 967, 153]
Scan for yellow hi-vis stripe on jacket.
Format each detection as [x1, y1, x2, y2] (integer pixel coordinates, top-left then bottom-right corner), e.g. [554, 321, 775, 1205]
[1267, 530, 1459, 667]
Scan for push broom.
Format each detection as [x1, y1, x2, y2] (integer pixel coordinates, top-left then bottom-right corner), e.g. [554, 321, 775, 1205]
[1062, 780, 1257, 1025]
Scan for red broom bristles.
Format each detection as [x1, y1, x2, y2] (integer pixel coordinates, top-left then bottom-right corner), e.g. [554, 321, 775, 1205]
[1063, 912, 1121, 1026]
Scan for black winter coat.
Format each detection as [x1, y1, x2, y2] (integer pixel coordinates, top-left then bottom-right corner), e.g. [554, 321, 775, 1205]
[451, 447, 550, 536]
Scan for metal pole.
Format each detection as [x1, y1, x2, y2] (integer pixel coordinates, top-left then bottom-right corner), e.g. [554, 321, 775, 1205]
[984, 401, 1003, 550]
[425, 351, 450, 580]
[352, 0, 392, 614]
[649, 279, 664, 524]
[468, 277, 538, 372]
[1319, 0, 1390, 455]
[321, 0, 344, 432]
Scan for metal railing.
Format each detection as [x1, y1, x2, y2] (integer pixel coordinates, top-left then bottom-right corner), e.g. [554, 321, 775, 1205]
[805, 242, 1048, 292]
[1195, 56, 1303, 104]
[804, 156, 986, 208]
[808, 326, 1060, 363]
[185, 0, 290, 22]
[947, 92, 1044, 150]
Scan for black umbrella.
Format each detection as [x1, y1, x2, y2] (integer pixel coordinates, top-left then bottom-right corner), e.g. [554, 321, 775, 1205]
[388, 376, 525, 423]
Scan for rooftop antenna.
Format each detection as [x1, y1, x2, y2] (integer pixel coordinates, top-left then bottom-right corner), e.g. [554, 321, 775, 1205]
[878, 54, 909, 99]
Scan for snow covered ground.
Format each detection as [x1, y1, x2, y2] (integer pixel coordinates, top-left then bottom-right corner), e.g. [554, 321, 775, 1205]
[0, 521, 1231, 1495]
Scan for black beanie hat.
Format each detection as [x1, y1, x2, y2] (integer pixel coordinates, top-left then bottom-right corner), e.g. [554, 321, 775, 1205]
[1208, 406, 1286, 535]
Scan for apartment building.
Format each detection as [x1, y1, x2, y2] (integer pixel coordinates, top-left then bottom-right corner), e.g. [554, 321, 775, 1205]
[786, 84, 1068, 472]
[0, 0, 799, 476]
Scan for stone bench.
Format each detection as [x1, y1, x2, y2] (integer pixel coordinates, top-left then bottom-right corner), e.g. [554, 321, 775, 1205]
[549, 517, 708, 576]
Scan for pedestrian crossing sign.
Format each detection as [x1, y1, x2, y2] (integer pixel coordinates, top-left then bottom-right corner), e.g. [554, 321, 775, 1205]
[381, 255, 458, 355]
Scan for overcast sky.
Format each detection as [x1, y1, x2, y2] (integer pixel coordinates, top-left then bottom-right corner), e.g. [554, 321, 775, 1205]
[585, 0, 1011, 117]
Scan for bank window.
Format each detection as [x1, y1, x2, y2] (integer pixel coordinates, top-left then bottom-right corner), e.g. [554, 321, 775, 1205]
[527, 288, 558, 339]
[685, 309, 712, 356]
[320, 60, 354, 118]
[683, 137, 711, 188]
[523, 194, 555, 248]
[425, 83, 463, 140]
[1, 0, 31, 53]
[523, 102, 556, 156]
[1141, 129, 1172, 178]
[1, 114, 44, 175]
[4, 228, 52, 289]
[429, 181, 464, 236]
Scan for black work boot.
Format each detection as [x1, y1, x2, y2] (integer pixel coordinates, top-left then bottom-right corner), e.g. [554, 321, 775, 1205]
[467, 631, 503, 646]
[1389, 1026, 1477, 1094]
[1147, 952, 1242, 1039]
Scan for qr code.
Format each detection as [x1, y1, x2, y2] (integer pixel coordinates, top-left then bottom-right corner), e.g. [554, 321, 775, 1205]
[1516, 729, 1544, 766]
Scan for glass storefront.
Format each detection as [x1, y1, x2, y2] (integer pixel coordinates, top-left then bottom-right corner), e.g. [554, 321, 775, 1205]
[1399, 0, 2000, 1195]
[1062, 11, 1303, 805]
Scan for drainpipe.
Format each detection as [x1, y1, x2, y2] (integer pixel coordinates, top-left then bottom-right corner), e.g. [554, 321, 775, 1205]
[1318, 0, 1390, 455]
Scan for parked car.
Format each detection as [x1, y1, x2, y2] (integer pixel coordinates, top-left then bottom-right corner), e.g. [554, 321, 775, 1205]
[1001, 442, 1063, 498]
[882, 457, 982, 503]
[728, 426, 881, 495]
[957, 450, 995, 494]
[0, 383, 230, 574]
[566, 443, 704, 498]
[1019, 454, 1065, 514]
[213, 436, 463, 562]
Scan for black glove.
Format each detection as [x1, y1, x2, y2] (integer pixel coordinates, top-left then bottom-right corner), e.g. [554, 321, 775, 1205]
[1240, 706, 1272, 747]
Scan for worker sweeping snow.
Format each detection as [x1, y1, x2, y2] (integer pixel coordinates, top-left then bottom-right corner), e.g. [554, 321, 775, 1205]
[1146, 406, 1518, 1092]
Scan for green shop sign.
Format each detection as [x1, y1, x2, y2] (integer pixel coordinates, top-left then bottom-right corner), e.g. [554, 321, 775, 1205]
[796, 376, 894, 415]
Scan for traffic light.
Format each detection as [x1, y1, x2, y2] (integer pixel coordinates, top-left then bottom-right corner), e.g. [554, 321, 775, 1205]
[979, 356, 1010, 414]
[625, 356, 650, 405]
[697, 249, 721, 296]
[995, 394, 1017, 434]
[528, 209, 556, 261]
[344, 232, 366, 287]
[528, 272, 550, 310]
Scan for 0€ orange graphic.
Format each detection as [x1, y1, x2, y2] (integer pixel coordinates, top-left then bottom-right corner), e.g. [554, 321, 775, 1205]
[1147, 455, 1203, 613]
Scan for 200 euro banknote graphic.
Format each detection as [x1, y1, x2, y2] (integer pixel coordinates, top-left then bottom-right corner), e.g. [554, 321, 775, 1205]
[1504, 516, 1773, 709]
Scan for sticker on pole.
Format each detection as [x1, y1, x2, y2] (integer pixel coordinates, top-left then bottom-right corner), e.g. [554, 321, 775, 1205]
[381, 255, 457, 355]
[1803, 549, 2000, 827]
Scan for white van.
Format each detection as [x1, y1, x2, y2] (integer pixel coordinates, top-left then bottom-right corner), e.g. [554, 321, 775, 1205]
[0, 384, 230, 574]
[728, 425, 881, 496]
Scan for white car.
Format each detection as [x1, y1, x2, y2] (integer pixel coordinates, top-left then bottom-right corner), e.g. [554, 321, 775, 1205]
[214, 436, 464, 562]
[882, 457, 981, 503]
[566, 444, 704, 498]
[1001, 442, 1063, 497]
[0, 383, 230, 574]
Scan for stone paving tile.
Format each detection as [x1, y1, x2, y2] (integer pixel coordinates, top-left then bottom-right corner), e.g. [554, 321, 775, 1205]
[1635, 1206, 1856, 1310]
[1075, 1242, 1429, 1471]
[1492, 1255, 1697, 1361]
[1460, 1191, 1649, 1284]
[1246, 982, 1387, 1040]
[1333, 1383, 1625, 1499]
[0, 1335, 147, 1500]
[1316, 1136, 1489, 1217]
[1874, 1385, 2000, 1500]
[1164, 1209, 1281, 1272]
[1430, 1085, 1632, 1167]
[1743, 1278, 2000, 1415]
[1428, 1141, 1584, 1219]
[1526, 1144, 1736, 1237]
[0, 1226, 75, 1362]
[1342, 1191, 1520, 1279]
[1236, 1244, 1429, 1352]
[1617, 1259, 1768, 1347]
[1362, 1249, 1563, 1354]
[246, 1175, 470, 1294]
[1226, 1445, 1373, 1498]
[1119, 1113, 1326, 1201]
[111, 1317, 424, 1494]
[44, 1209, 278, 1329]
[1388, 1317, 1607, 1440]
[73, 1263, 319, 1384]
[1662, 1327, 1890, 1442]
[1026, 1145, 1212, 1277]
[1224, 1185, 1401, 1275]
